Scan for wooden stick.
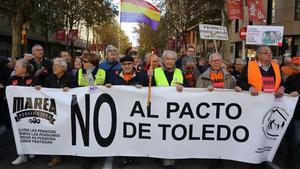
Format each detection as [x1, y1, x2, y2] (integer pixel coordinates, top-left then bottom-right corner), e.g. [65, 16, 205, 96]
[213, 39, 218, 53]
[147, 50, 154, 109]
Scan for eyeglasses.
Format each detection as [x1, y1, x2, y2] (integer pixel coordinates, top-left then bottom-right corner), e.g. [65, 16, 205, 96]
[211, 59, 222, 62]
[121, 62, 132, 66]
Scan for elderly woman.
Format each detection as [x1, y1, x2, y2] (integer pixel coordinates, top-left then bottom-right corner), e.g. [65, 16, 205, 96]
[75, 52, 106, 87]
[35, 58, 73, 167]
[99, 45, 121, 73]
[181, 56, 200, 87]
[9, 59, 36, 165]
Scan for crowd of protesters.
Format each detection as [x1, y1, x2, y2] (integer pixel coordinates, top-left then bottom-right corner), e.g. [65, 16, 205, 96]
[0, 43, 300, 169]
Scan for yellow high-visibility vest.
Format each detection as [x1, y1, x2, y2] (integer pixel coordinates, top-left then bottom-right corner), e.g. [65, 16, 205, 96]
[78, 68, 106, 86]
[154, 67, 183, 86]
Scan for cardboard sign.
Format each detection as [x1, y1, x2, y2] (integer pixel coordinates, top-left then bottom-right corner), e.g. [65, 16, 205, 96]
[199, 24, 229, 40]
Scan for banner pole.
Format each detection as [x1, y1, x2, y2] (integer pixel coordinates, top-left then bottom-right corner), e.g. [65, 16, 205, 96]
[242, 0, 246, 60]
[214, 39, 218, 53]
[147, 50, 154, 114]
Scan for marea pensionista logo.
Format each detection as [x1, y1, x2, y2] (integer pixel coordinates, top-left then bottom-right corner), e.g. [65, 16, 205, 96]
[13, 97, 57, 125]
[262, 106, 289, 140]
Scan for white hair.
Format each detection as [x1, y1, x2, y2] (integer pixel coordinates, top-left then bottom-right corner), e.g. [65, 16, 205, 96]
[208, 53, 222, 62]
[31, 44, 43, 53]
[162, 50, 177, 60]
[53, 58, 68, 71]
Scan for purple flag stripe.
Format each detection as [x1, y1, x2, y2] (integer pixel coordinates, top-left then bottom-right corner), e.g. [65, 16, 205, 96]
[121, 12, 159, 30]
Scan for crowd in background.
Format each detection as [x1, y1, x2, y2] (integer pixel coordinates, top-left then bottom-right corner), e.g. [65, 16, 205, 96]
[0, 43, 300, 169]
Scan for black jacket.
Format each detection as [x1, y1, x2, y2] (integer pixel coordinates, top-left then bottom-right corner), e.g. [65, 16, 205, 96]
[284, 72, 300, 119]
[45, 72, 73, 88]
[108, 70, 148, 86]
[6, 75, 37, 87]
[237, 62, 283, 91]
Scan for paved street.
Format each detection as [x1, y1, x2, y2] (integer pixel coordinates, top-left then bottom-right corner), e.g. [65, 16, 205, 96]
[0, 129, 297, 169]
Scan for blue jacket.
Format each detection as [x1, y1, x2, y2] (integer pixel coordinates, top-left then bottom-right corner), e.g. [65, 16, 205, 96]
[99, 61, 121, 72]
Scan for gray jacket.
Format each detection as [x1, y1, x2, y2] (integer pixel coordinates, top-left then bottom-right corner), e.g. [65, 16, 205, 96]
[196, 68, 236, 89]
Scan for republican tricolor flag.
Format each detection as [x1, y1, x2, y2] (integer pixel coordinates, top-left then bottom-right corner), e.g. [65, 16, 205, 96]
[120, 0, 161, 30]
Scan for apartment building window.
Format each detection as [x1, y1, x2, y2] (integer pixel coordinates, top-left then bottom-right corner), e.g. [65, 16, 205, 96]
[235, 20, 239, 33]
[267, 0, 276, 24]
[296, 0, 300, 20]
[271, 0, 276, 23]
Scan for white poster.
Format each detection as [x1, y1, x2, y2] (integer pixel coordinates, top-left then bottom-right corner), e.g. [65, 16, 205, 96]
[199, 24, 229, 40]
[6, 86, 298, 164]
[246, 25, 284, 46]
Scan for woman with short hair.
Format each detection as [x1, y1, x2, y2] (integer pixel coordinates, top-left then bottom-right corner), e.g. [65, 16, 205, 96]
[8, 59, 37, 165]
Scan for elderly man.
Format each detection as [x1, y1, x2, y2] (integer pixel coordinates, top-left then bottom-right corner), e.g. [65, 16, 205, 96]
[99, 45, 121, 73]
[105, 55, 148, 167]
[150, 50, 188, 169]
[25, 44, 51, 86]
[34, 58, 73, 167]
[196, 53, 236, 90]
[237, 45, 284, 97]
[231, 58, 246, 82]
[152, 50, 188, 90]
[106, 55, 148, 86]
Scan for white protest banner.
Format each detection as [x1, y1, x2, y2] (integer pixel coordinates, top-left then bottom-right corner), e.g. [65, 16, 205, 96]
[246, 25, 284, 46]
[6, 86, 298, 164]
[199, 24, 229, 40]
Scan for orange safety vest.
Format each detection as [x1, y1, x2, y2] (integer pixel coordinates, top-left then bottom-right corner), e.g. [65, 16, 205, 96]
[248, 60, 281, 92]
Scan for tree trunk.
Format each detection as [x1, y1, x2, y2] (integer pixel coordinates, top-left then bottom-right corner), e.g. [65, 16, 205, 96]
[43, 28, 50, 58]
[11, 11, 24, 58]
[86, 25, 89, 48]
[221, 6, 232, 61]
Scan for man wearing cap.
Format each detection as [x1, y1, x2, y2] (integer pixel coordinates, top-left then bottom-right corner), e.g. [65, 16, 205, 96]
[284, 56, 300, 169]
[106, 55, 148, 86]
[99, 45, 121, 74]
[105, 55, 148, 167]
[237, 45, 284, 97]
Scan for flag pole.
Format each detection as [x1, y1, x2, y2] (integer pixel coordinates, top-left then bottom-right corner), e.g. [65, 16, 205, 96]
[147, 49, 154, 114]
[119, 0, 122, 52]
[242, 0, 246, 60]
